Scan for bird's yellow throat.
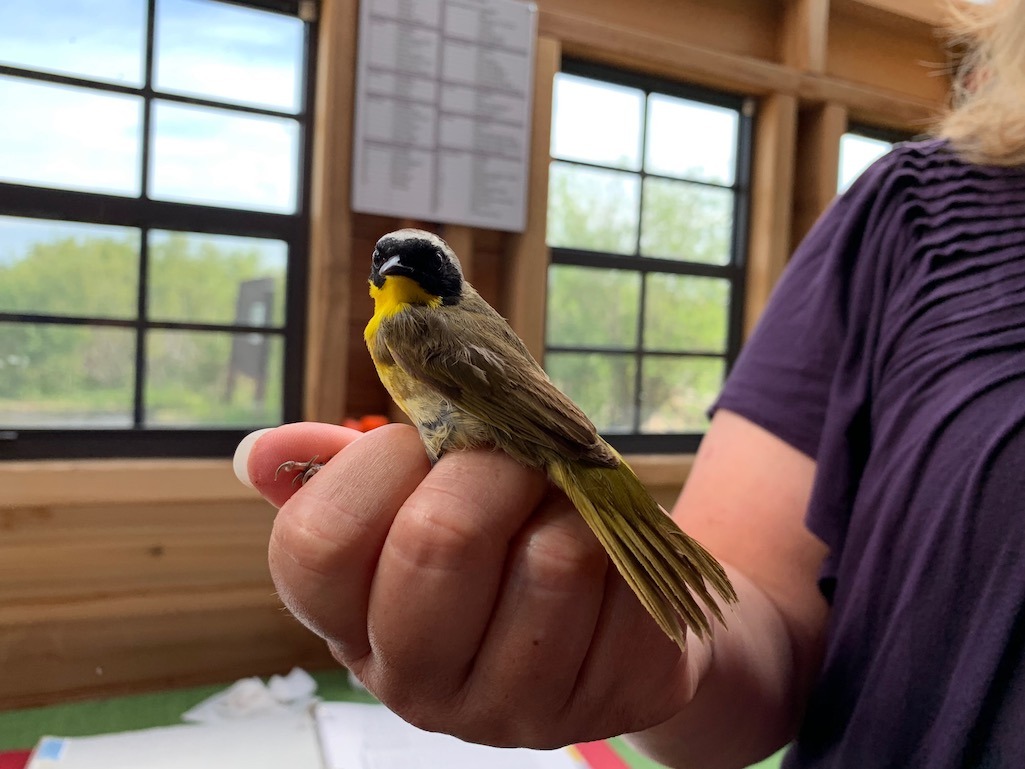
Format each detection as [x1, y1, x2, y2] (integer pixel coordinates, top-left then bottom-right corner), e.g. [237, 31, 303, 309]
[365, 275, 442, 342]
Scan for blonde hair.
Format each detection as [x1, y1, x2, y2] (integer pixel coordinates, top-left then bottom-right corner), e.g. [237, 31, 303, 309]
[938, 0, 1025, 166]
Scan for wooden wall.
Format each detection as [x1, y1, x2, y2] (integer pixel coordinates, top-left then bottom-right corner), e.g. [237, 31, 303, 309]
[0, 462, 335, 709]
[0, 0, 953, 709]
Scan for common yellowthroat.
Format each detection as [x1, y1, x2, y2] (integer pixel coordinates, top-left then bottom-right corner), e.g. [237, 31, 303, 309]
[279, 229, 736, 646]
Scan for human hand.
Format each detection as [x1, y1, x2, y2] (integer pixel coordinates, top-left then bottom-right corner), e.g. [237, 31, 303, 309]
[235, 422, 705, 748]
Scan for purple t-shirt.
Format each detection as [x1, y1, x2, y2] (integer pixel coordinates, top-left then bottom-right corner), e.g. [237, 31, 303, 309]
[714, 139, 1025, 768]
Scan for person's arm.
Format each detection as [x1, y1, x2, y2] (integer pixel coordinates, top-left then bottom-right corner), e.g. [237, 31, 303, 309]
[239, 409, 827, 765]
[625, 408, 829, 768]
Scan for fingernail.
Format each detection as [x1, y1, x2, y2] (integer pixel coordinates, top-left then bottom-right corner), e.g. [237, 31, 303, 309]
[233, 427, 276, 488]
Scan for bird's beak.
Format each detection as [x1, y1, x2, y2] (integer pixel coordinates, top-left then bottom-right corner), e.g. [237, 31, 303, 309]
[379, 255, 403, 276]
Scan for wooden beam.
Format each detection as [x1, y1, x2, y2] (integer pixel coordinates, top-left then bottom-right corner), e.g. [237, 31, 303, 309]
[503, 36, 560, 360]
[540, 9, 798, 98]
[745, 93, 798, 337]
[781, 0, 830, 73]
[835, 0, 949, 28]
[303, 0, 359, 424]
[537, 0, 783, 63]
[793, 102, 847, 246]
[540, 6, 945, 130]
[800, 73, 941, 131]
[827, 2, 950, 109]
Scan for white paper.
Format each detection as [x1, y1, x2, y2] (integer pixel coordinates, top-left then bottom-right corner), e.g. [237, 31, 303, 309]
[27, 713, 322, 769]
[315, 702, 584, 769]
[352, 0, 537, 232]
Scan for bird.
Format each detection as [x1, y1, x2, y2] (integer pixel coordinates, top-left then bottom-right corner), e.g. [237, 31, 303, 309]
[277, 228, 737, 646]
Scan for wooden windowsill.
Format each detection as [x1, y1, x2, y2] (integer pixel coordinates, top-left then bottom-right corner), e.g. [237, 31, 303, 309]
[1, 453, 695, 507]
[625, 454, 695, 487]
[0, 459, 258, 508]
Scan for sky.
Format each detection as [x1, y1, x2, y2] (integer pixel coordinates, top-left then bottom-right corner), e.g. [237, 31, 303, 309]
[551, 73, 739, 186]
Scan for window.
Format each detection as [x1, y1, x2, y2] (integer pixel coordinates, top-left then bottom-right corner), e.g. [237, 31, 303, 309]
[545, 61, 752, 453]
[0, 0, 316, 459]
[838, 125, 910, 193]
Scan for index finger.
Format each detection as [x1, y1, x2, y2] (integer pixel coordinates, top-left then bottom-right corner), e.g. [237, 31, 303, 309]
[267, 424, 431, 657]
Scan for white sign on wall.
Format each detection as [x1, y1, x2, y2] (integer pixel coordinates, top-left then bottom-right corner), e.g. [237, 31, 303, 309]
[351, 0, 537, 232]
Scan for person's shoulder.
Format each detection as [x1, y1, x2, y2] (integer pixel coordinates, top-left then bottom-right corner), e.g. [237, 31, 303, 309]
[840, 138, 987, 217]
[857, 138, 960, 188]
[874, 137, 1025, 187]
[886, 137, 952, 162]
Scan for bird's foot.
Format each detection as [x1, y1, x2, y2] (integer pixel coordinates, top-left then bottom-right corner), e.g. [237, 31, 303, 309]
[274, 456, 322, 486]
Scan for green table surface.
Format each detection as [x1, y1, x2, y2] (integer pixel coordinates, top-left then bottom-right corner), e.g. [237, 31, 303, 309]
[0, 670, 783, 768]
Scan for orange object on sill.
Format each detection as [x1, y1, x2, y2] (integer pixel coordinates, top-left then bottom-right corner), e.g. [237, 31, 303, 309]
[343, 414, 390, 432]
[359, 414, 390, 431]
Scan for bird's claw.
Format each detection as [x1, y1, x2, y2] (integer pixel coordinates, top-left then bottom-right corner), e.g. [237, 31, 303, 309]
[274, 456, 322, 486]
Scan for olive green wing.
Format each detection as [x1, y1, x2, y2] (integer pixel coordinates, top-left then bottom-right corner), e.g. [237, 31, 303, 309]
[381, 294, 616, 467]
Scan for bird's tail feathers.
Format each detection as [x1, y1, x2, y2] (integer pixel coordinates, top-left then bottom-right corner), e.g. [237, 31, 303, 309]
[549, 459, 737, 647]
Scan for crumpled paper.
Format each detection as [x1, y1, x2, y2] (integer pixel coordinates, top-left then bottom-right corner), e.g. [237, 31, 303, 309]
[182, 667, 319, 724]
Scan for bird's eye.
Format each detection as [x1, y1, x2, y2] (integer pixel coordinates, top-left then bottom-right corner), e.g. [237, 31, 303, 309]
[372, 249, 382, 265]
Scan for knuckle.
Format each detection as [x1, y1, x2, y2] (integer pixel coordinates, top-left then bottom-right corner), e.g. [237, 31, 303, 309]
[269, 513, 339, 582]
[270, 496, 367, 579]
[389, 500, 485, 572]
[518, 520, 607, 592]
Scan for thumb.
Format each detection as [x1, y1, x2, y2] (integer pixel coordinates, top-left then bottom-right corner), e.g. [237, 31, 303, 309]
[233, 422, 365, 508]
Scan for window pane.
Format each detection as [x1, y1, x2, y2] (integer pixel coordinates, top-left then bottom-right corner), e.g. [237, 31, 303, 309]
[644, 274, 729, 353]
[640, 178, 733, 264]
[641, 356, 724, 433]
[0, 323, 135, 428]
[148, 231, 287, 327]
[145, 330, 282, 427]
[551, 74, 643, 171]
[546, 265, 640, 348]
[0, 77, 142, 196]
[0, 217, 139, 319]
[839, 133, 892, 193]
[546, 352, 636, 433]
[547, 162, 640, 255]
[149, 101, 299, 213]
[645, 94, 737, 185]
[0, 0, 146, 86]
[155, 0, 305, 113]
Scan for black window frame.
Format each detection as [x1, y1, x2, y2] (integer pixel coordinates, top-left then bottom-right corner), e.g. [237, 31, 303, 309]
[0, 0, 317, 460]
[546, 59, 754, 454]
